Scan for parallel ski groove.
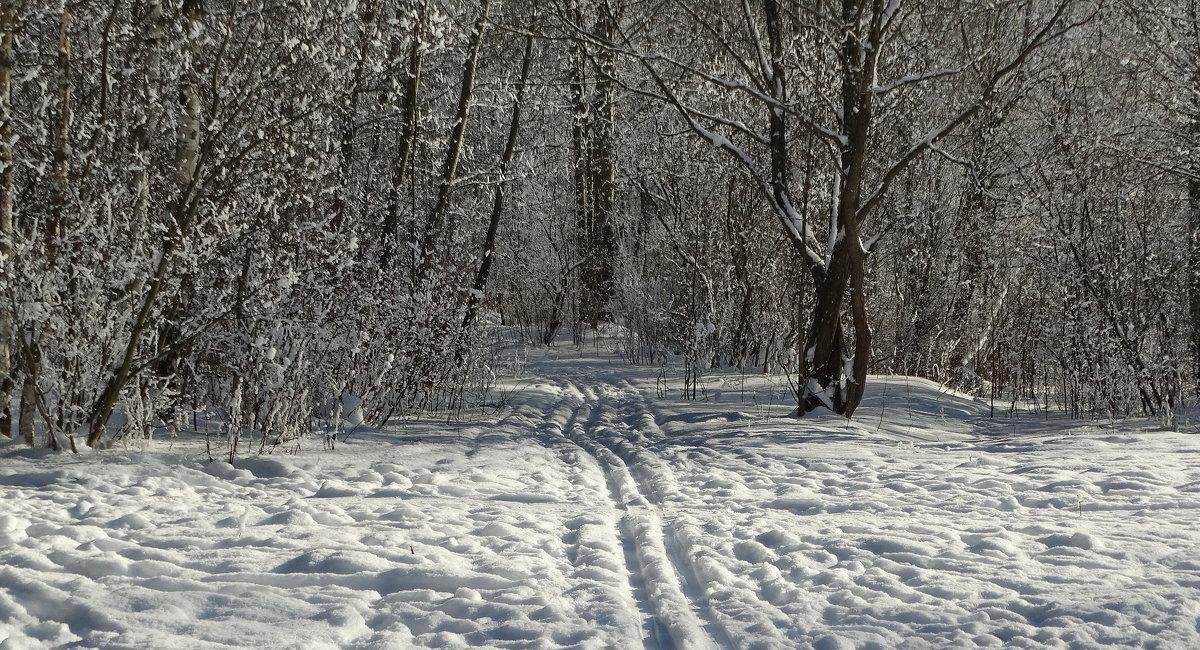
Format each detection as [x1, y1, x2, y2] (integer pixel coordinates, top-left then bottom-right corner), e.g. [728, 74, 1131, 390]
[561, 379, 724, 650]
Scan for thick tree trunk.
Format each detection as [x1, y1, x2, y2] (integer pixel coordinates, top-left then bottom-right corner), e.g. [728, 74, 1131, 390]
[795, 0, 885, 418]
[846, 246, 871, 415]
[799, 248, 852, 414]
[576, 2, 619, 326]
[569, 41, 592, 324]
[1190, 128, 1200, 398]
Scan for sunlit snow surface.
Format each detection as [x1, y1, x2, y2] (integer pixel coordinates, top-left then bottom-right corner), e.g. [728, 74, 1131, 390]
[3, 348, 1200, 648]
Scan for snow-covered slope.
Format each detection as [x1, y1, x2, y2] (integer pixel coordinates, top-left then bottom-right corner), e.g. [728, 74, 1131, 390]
[2, 348, 1199, 648]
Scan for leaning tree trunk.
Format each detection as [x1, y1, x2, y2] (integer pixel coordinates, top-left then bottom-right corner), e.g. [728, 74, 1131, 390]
[413, 0, 489, 284]
[87, 0, 203, 447]
[461, 35, 535, 335]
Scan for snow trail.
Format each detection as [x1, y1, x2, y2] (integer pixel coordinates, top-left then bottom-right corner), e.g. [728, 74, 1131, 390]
[2, 348, 1200, 648]
[556, 380, 716, 649]
[564, 378, 790, 649]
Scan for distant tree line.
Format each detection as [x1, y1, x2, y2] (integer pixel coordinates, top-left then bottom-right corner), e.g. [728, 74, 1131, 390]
[0, 0, 1195, 449]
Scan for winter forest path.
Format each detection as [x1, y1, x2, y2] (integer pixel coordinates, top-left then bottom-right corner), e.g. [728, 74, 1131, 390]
[2, 347, 1200, 648]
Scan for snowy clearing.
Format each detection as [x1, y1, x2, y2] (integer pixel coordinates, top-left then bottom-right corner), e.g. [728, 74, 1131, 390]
[2, 348, 1200, 649]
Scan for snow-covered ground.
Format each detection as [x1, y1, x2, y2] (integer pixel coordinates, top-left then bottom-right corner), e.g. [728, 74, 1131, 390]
[3, 346, 1200, 649]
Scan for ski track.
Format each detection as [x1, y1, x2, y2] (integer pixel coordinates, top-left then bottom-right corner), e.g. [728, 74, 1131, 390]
[558, 380, 708, 649]
[613, 384, 791, 650]
[535, 387, 649, 648]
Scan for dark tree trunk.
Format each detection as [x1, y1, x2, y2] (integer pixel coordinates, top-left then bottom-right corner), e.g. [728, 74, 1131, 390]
[0, 3, 14, 438]
[414, 0, 489, 284]
[1190, 117, 1200, 398]
[19, 342, 38, 445]
[381, 0, 428, 271]
[575, 2, 618, 326]
[461, 36, 535, 336]
[794, 0, 882, 418]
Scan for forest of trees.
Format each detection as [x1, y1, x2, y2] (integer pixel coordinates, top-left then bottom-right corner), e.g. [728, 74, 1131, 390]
[0, 0, 1196, 450]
